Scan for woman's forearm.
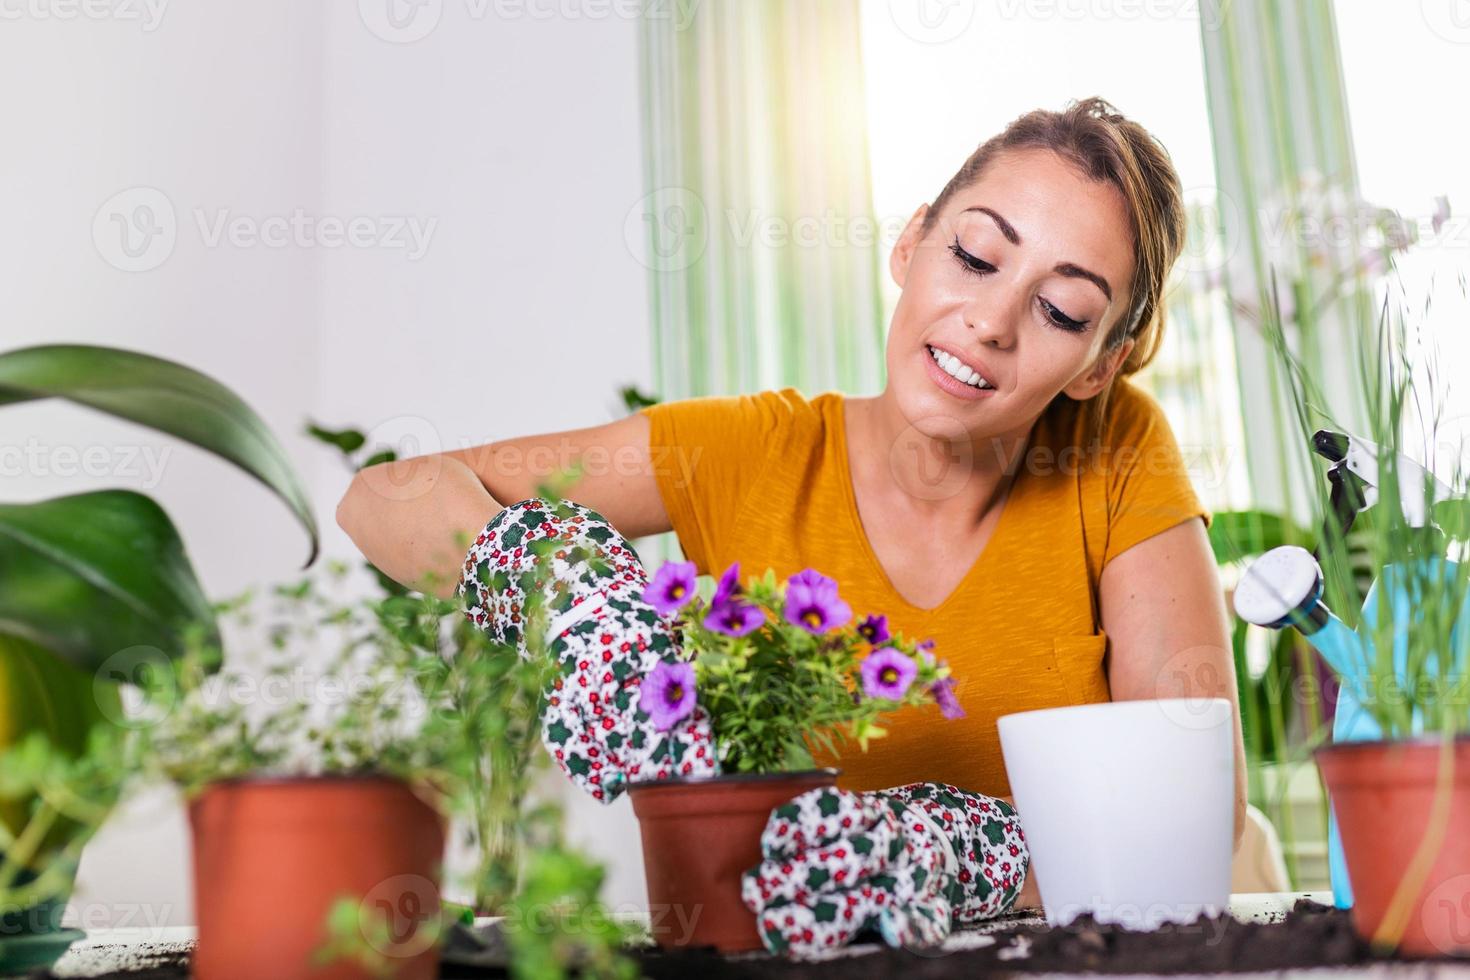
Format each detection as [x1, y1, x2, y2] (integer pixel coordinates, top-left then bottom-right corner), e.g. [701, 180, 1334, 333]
[336, 454, 503, 598]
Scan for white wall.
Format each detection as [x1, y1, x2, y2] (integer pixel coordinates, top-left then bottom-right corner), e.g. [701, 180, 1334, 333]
[1, 1, 653, 927]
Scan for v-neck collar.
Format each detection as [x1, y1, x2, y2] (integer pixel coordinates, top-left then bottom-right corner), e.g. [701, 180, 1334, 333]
[830, 393, 1027, 617]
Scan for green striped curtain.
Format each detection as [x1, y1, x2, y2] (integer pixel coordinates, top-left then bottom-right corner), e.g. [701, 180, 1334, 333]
[1199, 0, 1377, 520]
[1132, 199, 1253, 511]
[636, 0, 887, 402]
[1198, 0, 1384, 890]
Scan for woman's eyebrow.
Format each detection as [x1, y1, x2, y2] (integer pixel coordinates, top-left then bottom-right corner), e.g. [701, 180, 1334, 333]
[960, 205, 1114, 303]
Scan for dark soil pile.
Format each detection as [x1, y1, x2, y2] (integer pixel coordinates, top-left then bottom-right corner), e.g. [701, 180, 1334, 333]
[43, 901, 1430, 978]
[632, 900, 1394, 979]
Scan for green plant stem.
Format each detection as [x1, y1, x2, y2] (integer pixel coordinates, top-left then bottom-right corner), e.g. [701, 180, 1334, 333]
[0, 801, 58, 894]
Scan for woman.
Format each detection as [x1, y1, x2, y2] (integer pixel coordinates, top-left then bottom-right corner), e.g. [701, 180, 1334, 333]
[338, 97, 1246, 924]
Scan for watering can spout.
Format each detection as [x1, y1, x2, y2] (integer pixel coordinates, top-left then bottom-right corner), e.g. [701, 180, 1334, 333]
[1300, 616, 1365, 683]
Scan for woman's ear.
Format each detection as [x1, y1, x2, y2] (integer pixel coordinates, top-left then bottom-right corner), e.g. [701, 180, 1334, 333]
[889, 204, 929, 290]
[1064, 337, 1136, 400]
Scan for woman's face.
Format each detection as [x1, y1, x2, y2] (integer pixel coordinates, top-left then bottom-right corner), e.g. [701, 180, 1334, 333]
[885, 147, 1138, 443]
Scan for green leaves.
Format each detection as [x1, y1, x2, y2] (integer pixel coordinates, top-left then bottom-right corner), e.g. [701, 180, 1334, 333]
[617, 385, 660, 412]
[0, 491, 218, 671]
[304, 422, 367, 455]
[0, 344, 318, 565]
[0, 345, 320, 797]
[0, 719, 133, 909]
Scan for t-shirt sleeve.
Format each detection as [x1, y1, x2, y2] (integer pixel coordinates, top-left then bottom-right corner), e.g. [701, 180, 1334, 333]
[637, 389, 795, 574]
[1100, 383, 1213, 567]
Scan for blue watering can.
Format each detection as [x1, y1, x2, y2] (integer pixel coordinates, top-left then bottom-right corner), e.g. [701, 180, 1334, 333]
[1231, 430, 1466, 908]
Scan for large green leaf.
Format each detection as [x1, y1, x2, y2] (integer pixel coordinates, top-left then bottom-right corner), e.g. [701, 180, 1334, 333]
[0, 633, 121, 840]
[0, 344, 317, 565]
[0, 491, 218, 672]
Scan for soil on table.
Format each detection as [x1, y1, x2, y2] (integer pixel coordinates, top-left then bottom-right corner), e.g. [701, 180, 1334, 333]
[39, 901, 1440, 978]
[629, 900, 1400, 979]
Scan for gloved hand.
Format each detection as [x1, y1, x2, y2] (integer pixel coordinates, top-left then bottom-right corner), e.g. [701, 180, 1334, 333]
[741, 782, 1028, 958]
[457, 497, 720, 802]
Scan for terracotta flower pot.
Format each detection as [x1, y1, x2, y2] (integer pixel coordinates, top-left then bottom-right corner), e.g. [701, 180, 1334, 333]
[1315, 737, 1470, 957]
[629, 768, 838, 952]
[189, 776, 447, 980]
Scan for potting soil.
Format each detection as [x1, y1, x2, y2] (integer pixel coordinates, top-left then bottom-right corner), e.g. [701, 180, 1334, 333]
[41, 901, 1436, 978]
[630, 900, 1399, 978]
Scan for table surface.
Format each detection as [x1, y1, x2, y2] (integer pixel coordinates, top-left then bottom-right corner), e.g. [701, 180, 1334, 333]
[48, 892, 1470, 978]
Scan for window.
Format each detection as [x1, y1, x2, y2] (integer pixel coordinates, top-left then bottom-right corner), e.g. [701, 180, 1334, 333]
[1335, 1, 1470, 478]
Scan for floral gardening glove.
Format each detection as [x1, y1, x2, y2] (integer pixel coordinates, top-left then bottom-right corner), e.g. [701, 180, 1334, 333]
[740, 782, 1028, 958]
[457, 498, 720, 802]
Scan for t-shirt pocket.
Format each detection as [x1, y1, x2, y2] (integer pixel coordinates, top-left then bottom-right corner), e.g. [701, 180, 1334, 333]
[1050, 632, 1112, 705]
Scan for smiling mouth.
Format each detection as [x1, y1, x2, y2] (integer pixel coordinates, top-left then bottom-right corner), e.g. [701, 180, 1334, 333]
[926, 344, 994, 389]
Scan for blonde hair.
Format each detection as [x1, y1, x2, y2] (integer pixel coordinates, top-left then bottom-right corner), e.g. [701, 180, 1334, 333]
[921, 97, 1187, 418]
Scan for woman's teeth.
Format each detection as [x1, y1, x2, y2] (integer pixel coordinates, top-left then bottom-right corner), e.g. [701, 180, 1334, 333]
[927, 345, 992, 389]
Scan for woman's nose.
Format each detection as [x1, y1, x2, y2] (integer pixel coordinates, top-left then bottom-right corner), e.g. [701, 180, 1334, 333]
[965, 294, 1021, 351]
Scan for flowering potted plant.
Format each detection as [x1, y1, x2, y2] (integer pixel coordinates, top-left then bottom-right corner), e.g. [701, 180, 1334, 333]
[627, 560, 961, 951]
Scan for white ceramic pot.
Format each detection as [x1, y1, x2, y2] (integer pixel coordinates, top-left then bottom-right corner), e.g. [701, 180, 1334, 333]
[998, 698, 1234, 929]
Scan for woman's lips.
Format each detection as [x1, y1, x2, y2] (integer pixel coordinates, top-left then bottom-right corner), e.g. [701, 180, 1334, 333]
[922, 346, 996, 401]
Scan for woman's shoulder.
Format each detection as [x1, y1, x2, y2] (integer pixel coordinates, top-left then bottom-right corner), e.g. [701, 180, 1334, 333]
[1038, 376, 1177, 453]
[1037, 377, 1210, 560]
[639, 386, 830, 447]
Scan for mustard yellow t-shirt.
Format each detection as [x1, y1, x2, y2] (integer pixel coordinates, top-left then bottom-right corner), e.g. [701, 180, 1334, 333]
[638, 379, 1211, 798]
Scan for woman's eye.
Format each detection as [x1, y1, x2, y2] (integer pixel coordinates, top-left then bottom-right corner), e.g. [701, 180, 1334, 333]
[950, 236, 1090, 334]
[1042, 300, 1088, 333]
[948, 239, 993, 275]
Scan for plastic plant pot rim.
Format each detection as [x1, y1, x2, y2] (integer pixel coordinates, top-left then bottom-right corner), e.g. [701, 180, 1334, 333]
[1314, 733, 1470, 760]
[186, 772, 448, 805]
[626, 766, 841, 796]
[190, 772, 410, 791]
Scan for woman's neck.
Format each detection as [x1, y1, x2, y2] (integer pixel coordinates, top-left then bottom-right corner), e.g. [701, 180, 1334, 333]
[844, 389, 1034, 525]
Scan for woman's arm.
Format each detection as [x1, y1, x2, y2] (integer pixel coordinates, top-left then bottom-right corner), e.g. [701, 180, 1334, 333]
[1098, 517, 1248, 851]
[335, 412, 671, 598]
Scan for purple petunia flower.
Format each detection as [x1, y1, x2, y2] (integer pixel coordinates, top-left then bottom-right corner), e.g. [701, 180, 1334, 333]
[643, 560, 697, 617]
[860, 646, 917, 701]
[783, 568, 852, 634]
[704, 598, 764, 637]
[639, 660, 697, 731]
[930, 676, 966, 719]
[712, 562, 743, 607]
[856, 614, 890, 645]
